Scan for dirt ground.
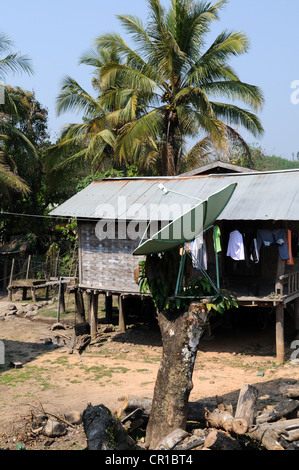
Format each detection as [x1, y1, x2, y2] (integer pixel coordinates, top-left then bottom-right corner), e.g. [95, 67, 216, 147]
[0, 293, 298, 450]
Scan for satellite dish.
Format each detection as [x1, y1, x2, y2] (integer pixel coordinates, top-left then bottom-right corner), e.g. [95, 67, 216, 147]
[133, 183, 237, 256]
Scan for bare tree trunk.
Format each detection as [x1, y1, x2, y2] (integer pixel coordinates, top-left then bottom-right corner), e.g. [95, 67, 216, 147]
[145, 302, 210, 449]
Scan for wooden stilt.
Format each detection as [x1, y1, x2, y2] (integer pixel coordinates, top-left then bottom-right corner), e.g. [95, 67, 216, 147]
[86, 291, 92, 324]
[75, 289, 86, 324]
[118, 295, 126, 332]
[105, 294, 113, 322]
[90, 292, 99, 339]
[276, 304, 285, 364]
[59, 283, 66, 315]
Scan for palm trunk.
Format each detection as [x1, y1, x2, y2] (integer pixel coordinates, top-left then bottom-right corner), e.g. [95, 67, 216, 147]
[161, 141, 175, 176]
[145, 302, 210, 449]
[161, 112, 178, 176]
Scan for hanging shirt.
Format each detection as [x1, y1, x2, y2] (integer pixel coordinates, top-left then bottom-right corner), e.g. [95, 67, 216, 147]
[226, 230, 245, 261]
[191, 235, 208, 270]
[250, 238, 259, 263]
[213, 226, 222, 253]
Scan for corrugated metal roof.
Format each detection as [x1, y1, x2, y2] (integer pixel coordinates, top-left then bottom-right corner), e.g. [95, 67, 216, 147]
[49, 169, 299, 222]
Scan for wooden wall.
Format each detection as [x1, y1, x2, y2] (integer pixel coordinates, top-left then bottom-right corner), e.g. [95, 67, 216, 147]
[78, 221, 144, 293]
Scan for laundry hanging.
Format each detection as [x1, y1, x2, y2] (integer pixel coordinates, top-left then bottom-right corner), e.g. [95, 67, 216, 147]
[213, 225, 222, 253]
[257, 229, 290, 261]
[286, 229, 294, 265]
[191, 235, 208, 270]
[226, 230, 245, 261]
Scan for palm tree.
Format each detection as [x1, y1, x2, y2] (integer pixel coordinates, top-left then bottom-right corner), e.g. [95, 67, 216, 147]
[0, 33, 33, 193]
[0, 32, 33, 81]
[47, 46, 139, 177]
[94, 0, 264, 174]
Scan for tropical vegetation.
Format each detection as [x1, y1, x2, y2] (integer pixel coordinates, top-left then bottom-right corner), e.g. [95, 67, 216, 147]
[47, 0, 264, 178]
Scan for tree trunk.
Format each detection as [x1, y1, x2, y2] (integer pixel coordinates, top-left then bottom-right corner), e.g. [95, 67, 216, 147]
[145, 302, 210, 449]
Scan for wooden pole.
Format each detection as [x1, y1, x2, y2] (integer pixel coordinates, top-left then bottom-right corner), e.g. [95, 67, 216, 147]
[9, 258, 15, 286]
[75, 289, 86, 324]
[118, 295, 126, 332]
[86, 291, 92, 324]
[90, 291, 99, 339]
[105, 294, 113, 322]
[59, 283, 66, 315]
[276, 303, 285, 364]
[57, 278, 66, 322]
[8, 258, 15, 301]
[26, 255, 31, 279]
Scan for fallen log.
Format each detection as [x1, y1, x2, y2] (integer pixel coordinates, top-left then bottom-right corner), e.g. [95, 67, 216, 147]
[247, 418, 299, 450]
[284, 428, 299, 443]
[280, 384, 299, 399]
[119, 395, 215, 423]
[235, 384, 258, 426]
[205, 408, 248, 435]
[248, 425, 284, 451]
[174, 437, 206, 451]
[256, 398, 299, 424]
[204, 429, 242, 450]
[155, 428, 189, 450]
[120, 396, 152, 418]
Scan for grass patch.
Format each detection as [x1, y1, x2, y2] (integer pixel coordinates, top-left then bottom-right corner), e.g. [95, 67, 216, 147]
[78, 364, 130, 381]
[0, 365, 52, 390]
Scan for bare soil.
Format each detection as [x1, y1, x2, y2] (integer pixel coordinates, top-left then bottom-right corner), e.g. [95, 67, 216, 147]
[0, 294, 298, 450]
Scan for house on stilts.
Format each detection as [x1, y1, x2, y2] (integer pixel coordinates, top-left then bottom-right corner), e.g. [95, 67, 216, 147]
[50, 167, 299, 363]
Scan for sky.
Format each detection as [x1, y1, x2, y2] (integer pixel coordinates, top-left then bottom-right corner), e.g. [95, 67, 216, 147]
[1, 0, 299, 160]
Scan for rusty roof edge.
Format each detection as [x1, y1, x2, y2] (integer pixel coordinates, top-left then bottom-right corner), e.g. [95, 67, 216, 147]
[91, 168, 299, 182]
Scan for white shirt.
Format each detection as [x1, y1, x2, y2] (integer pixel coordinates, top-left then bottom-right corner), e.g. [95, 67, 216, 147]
[227, 230, 245, 261]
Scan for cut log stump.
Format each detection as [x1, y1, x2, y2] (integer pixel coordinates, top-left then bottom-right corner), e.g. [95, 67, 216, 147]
[235, 384, 258, 426]
[205, 408, 248, 435]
